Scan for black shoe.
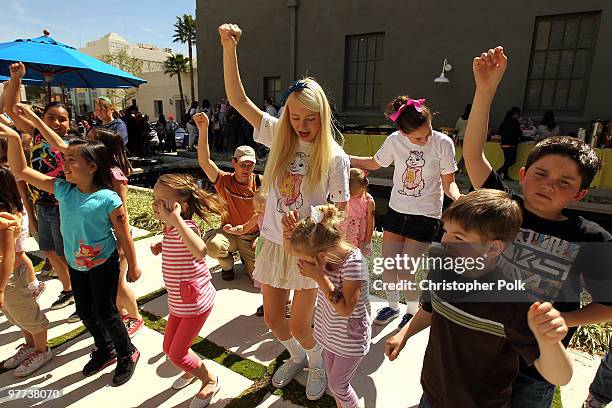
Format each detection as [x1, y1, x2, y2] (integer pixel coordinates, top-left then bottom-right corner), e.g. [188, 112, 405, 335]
[112, 348, 140, 386]
[256, 305, 264, 317]
[222, 268, 235, 281]
[51, 291, 75, 310]
[83, 348, 117, 376]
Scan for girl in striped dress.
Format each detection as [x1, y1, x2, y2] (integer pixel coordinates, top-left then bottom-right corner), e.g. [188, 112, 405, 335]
[284, 204, 371, 408]
[150, 174, 228, 408]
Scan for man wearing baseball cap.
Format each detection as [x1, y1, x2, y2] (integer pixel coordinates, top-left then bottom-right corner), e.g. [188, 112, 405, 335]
[194, 112, 261, 281]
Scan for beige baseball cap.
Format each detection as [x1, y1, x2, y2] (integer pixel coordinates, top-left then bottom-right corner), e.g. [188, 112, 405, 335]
[234, 145, 256, 163]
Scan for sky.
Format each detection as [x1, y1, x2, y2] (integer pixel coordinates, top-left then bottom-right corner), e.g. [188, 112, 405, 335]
[0, 0, 196, 54]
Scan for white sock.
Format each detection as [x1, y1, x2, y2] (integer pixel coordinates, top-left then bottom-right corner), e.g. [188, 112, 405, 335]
[304, 343, 323, 369]
[405, 301, 419, 315]
[280, 337, 306, 363]
[27, 279, 40, 291]
[386, 290, 400, 311]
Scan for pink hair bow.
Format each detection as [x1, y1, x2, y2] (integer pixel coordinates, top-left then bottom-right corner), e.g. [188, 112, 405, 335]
[388, 98, 426, 122]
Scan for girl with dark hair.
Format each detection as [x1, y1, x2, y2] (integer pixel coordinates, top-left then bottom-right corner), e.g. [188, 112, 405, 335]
[351, 95, 460, 330]
[5, 62, 74, 314]
[1, 116, 142, 386]
[498, 107, 522, 180]
[0, 164, 53, 378]
[537, 110, 559, 140]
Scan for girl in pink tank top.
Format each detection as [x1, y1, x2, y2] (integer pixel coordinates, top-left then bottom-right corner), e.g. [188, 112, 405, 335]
[344, 169, 375, 255]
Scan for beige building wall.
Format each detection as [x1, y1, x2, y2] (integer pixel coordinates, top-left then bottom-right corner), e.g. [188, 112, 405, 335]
[135, 70, 198, 121]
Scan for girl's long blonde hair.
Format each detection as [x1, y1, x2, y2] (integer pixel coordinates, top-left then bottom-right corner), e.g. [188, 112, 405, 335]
[262, 78, 336, 195]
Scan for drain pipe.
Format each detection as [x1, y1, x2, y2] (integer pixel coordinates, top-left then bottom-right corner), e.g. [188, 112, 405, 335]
[288, 0, 298, 82]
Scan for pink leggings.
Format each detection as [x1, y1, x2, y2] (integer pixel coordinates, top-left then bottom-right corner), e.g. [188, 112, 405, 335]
[324, 349, 363, 408]
[163, 309, 211, 372]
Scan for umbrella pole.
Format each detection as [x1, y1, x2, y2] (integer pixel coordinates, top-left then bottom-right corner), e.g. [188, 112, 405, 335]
[47, 82, 51, 103]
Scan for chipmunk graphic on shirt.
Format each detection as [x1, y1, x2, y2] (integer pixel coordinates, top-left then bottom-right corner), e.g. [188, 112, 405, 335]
[277, 152, 309, 213]
[398, 151, 425, 197]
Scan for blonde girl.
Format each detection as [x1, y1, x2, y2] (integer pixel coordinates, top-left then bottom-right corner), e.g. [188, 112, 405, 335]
[286, 204, 371, 408]
[219, 23, 350, 400]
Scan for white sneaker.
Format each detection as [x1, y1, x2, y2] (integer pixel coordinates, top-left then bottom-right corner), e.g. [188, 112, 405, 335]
[272, 357, 307, 388]
[189, 376, 221, 408]
[305, 367, 327, 400]
[3, 344, 34, 369]
[172, 374, 197, 390]
[14, 348, 53, 377]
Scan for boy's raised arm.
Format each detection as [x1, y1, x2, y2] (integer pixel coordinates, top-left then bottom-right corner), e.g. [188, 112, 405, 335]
[464, 47, 507, 189]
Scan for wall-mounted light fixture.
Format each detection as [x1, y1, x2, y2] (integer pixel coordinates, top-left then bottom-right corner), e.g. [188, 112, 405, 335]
[433, 58, 452, 83]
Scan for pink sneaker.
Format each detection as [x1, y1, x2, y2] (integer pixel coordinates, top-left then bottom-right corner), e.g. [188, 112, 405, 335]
[125, 317, 144, 338]
[31, 281, 46, 300]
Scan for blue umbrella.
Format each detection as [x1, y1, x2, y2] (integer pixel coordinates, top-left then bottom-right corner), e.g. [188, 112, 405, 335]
[0, 33, 146, 90]
[0, 74, 42, 84]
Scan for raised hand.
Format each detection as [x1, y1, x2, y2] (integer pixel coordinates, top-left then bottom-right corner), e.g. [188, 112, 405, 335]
[218, 23, 242, 47]
[473, 46, 507, 94]
[193, 112, 209, 128]
[13, 103, 37, 121]
[9, 62, 26, 79]
[527, 302, 568, 345]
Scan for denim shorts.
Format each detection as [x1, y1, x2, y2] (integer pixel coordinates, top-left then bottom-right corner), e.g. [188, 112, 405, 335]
[383, 208, 440, 242]
[35, 204, 65, 256]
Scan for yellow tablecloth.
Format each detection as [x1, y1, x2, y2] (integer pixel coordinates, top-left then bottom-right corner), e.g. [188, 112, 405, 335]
[343, 133, 612, 189]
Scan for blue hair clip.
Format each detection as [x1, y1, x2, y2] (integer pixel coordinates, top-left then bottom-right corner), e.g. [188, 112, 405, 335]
[279, 80, 308, 106]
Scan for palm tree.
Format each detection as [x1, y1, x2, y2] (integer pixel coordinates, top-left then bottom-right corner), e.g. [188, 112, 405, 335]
[173, 14, 197, 104]
[164, 54, 189, 118]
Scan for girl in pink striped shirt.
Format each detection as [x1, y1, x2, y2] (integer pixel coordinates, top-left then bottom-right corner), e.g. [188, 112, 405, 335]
[151, 174, 228, 408]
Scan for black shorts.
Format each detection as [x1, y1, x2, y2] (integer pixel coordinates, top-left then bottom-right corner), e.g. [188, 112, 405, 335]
[383, 208, 440, 242]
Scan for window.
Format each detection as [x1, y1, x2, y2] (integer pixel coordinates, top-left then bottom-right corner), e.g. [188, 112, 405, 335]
[264, 76, 282, 105]
[344, 33, 384, 110]
[154, 100, 163, 117]
[525, 11, 601, 112]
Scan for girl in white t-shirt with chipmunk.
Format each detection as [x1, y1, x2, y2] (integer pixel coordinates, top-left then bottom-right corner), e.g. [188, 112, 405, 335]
[351, 96, 460, 330]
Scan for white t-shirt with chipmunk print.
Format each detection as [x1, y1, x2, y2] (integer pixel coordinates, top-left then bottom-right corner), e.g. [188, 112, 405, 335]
[374, 130, 457, 219]
[254, 112, 350, 245]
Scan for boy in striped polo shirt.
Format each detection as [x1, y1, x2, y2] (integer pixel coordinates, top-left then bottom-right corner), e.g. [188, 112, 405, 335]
[385, 189, 572, 408]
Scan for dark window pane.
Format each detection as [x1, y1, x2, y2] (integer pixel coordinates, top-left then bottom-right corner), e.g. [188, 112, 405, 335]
[365, 84, 373, 105]
[358, 38, 367, 61]
[348, 61, 358, 83]
[356, 84, 365, 105]
[366, 61, 375, 83]
[274, 79, 281, 92]
[535, 21, 551, 50]
[375, 60, 384, 82]
[531, 51, 546, 78]
[568, 79, 583, 108]
[359, 61, 367, 83]
[554, 79, 570, 108]
[545, 51, 560, 78]
[367, 37, 376, 60]
[350, 38, 358, 62]
[549, 20, 565, 49]
[563, 19, 579, 48]
[558, 50, 574, 78]
[541, 80, 555, 107]
[573, 49, 589, 77]
[526, 80, 542, 107]
[373, 83, 382, 107]
[376, 36, 384, 59]
[578, 18, 596, 48]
